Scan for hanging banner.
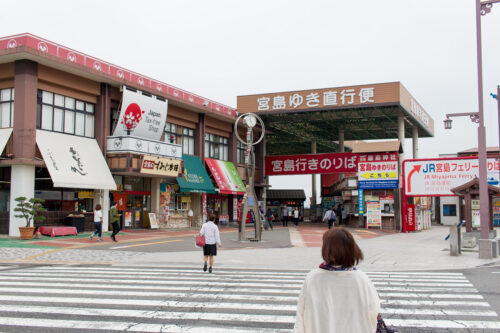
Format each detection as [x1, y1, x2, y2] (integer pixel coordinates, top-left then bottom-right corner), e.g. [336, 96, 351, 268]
[266, 152, 358, 176]
[404, 157, 500, 196]
[113, 193, 127, 211]
[358, 152, 399, 189]
[112, 88, 168, 141]
[358, 189, 364, 215]
[366, 201, 381, 228]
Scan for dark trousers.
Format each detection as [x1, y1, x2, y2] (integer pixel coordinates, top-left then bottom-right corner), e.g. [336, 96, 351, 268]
[338, 216, 343, 225]
[111, 222, 120, 239]
[93, 222, 102, 238]
[282, 216, 288, 226]
[328, 219, 335, 229]
[293, 218, 299, 226]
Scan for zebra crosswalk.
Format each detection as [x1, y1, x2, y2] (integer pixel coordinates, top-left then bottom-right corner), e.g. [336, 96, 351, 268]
[0, 266, 497, 332]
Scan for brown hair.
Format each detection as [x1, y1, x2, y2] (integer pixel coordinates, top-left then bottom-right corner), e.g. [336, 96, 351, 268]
[321, 227, 364, 268]
[95, 204, 102, 211]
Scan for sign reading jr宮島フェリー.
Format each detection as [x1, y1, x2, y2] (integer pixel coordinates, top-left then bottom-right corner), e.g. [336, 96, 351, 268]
[404, 157, 500, 196]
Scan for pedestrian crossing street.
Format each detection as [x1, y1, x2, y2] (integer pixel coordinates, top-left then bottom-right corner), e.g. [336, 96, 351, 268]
[0, 266, 497, 332]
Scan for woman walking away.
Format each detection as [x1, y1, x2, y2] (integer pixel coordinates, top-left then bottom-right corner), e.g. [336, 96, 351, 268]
[109, 201, 121, 242]
[90, 204, 103, 242]
[200, 213, 222, 273]
[265, 208, 274, 230]
[293, 227, 380, 333]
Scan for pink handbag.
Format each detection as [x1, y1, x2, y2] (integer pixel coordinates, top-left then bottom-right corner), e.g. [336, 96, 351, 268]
[196, 235, 206, 247]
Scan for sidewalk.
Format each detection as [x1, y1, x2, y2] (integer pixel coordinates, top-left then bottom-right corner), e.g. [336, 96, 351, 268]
[1, 224, 499, 271]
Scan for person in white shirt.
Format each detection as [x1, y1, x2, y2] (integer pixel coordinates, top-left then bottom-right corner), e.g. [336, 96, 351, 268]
[188, 209, 194, 227]
[293, 207, 300, 226]
[199, 214, 222, 273]
[294, 227, 380, 333]
[322, 206, 336, 229]
[90, 204, 103, 242]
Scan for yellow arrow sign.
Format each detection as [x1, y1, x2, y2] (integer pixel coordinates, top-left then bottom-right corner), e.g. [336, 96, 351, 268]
[360, 172, 397, 179]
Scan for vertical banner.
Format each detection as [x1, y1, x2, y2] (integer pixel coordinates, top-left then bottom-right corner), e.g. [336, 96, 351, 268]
[202, 192, 207, 223]
[124, 211, 132, 227]
[366, 201, 382, 228]
[407, 204, 415, 232]
[233, 197, 238, 222]
[358, 189, 364, 215]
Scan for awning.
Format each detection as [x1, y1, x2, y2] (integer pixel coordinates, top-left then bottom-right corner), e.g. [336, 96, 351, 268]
[205, 158, 246, 195]
[0, 128, 12, 155]
[176, 154, 215, 194]
[36, 130, 116, 190]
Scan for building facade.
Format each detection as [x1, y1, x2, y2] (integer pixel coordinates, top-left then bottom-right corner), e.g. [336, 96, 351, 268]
[0, 33, 264, 236]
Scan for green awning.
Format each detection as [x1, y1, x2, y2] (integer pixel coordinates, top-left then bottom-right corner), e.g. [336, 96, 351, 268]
[176, 155, 215, 194]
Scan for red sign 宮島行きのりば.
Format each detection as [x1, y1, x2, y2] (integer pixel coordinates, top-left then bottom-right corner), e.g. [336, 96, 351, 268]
[265, 153, 358, 176]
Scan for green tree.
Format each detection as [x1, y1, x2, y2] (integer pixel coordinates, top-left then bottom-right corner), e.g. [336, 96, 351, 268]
[14, 196, 47, 227]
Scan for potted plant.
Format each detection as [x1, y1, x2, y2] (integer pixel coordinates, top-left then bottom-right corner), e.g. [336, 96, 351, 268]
[14, 196, 47, 240]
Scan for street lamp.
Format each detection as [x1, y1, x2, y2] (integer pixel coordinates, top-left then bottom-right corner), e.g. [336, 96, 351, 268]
[445, 1, 499, 258]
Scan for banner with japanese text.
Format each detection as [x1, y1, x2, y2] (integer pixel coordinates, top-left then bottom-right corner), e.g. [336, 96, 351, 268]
[404, 157, 500, 196]
[265, 152, 358, 176]
[358, 152, 399, 189]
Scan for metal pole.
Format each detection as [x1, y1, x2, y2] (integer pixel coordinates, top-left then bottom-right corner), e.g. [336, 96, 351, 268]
[475, 0, 491, 242]
[497, 85, 500, 181]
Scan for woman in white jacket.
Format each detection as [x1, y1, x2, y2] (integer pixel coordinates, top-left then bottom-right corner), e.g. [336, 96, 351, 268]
[199, 214, 222, 273]
[294, 227, 380, 333]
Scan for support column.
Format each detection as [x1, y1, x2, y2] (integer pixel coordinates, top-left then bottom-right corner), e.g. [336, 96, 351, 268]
[228, 130, 237, 163]
[9, 165, 35, 237]
[338, 129, 345, 152]
[95, 83, 111, 152]
[102, 190, 110, 232]
[194, 114, 206, 163]
[311, 141, 317, 206]
[397, 116, 405, 171]
[412, 126, 419, 159]
[150, 177, 161, 215]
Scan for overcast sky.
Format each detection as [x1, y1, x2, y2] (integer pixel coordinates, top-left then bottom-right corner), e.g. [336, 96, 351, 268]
[2, 0, 500, 205]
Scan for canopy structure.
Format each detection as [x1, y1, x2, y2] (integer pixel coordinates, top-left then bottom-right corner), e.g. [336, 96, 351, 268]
[36, 130, 116, 190]
[176, 155, 215, 194]
[205, 158, 246, 195]
[237, 82, 434, 155]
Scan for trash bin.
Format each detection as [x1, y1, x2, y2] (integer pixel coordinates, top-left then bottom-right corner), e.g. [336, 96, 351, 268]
[65, 216, 85, 233]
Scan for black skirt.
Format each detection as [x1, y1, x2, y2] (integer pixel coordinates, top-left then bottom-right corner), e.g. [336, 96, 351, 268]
[203, 243, 217, 256]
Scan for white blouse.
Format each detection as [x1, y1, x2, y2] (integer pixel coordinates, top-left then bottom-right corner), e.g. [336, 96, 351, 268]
[200, 221, 221, 245]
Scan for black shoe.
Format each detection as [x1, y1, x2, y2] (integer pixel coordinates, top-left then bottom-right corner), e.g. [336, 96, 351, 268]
[203, 263, 207, 272]
[209, 266, 212, 273]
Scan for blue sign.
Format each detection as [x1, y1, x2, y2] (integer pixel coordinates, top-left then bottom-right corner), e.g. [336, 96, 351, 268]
[358, 180, 399, 190]
[358, 189, 364, 215]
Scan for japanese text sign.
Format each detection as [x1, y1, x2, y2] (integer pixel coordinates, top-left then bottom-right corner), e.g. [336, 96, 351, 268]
[265, 152, 358, 176]
[140, 155, 181, 177]
[358, 152, 399, 189]
[404, 157, 500, 196]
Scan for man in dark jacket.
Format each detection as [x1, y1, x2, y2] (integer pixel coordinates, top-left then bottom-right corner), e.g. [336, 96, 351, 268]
[109, 201, 121, 242]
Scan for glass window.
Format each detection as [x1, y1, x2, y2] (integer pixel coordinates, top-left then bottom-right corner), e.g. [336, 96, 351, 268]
[75, 113, 85, 136]
[0, 88, 14, 128]
[0, 103, 10, 128]
[42, 91, 53, 104]
[179, 127, 195, 155]
[54, 94, 64, 107]
[237, 141, 246, 164]
[37, 90, 95, 137]
[1, 89, 11, 101]
[76, 101, 85, 111]
[85, 115, 94, 137]
[205, 133, 229, 160]
[443, 204, 457, 217]
[164, 122, 178, 144]
[53, 108, 64, 132]
[41, 105, 53, 130]
[64, 110, 74, 134]
[65, 97, 75, 110]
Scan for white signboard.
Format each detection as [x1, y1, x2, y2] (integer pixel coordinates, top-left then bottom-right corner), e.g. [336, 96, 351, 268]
[107, 136, 182, 158]
[36, 130, 117, 190]
[112, 88, 168, 141]
[404, 157, 500, 196]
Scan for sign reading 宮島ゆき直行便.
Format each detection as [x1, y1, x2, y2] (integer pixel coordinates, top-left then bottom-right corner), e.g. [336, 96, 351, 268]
[404, 157, 500, 196]
[113, 88, 168, 141]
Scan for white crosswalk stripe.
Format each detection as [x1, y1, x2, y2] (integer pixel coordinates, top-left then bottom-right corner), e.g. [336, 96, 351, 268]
[0, 266, 497, 332]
